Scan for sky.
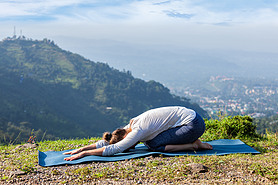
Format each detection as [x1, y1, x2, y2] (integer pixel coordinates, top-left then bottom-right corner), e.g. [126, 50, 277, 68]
[1, 0, 278, 82]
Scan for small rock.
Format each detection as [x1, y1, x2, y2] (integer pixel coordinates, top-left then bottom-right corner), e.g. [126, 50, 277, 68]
[9, 170, 26, 178]
[15, 143, 39, 149]
[187, 163, 208, 173]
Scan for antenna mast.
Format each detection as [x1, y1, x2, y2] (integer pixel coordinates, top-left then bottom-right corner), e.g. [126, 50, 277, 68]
[13, 26, 16, 38]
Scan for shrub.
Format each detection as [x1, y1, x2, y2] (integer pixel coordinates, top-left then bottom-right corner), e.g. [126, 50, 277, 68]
[201, 115, 260, 141]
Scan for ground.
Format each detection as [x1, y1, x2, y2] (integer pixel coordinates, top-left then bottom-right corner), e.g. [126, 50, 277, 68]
[1, 137, 278, 185]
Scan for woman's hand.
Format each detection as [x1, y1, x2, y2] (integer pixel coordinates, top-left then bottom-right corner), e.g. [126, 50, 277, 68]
[64, 151, 85, 161]
[63, 148, 82, 155]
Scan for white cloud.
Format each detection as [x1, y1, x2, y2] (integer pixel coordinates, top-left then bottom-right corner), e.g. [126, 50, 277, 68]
[0, 0, 94, 19]
[0, 2, 34, 17]
[1, 0, 278, 25]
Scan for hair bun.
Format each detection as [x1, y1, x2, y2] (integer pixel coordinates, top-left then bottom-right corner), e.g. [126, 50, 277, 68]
[103, 132, 112, 142]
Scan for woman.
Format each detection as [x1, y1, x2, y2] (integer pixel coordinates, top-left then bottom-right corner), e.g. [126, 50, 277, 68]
[64, 106, 212, 161]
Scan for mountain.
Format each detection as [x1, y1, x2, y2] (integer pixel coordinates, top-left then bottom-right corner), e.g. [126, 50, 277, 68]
[0, 37, 206, 144]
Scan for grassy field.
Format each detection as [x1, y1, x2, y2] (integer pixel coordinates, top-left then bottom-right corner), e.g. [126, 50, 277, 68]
[0, 133, 277, 184]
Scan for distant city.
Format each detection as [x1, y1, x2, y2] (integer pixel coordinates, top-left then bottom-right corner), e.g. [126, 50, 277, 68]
[171, 76, 278, 118]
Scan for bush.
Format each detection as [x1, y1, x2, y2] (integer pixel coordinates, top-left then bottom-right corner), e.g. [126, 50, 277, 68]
[201, 115, 260, 141]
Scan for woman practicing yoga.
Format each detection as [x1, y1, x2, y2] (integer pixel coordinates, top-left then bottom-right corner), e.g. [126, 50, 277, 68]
[64, 106, 212, 161]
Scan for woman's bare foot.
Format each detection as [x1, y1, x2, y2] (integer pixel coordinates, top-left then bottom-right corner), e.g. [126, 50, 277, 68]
[193, 139, 213, 150]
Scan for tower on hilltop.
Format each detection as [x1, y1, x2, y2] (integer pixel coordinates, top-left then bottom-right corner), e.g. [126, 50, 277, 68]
[13, 26, 16, 38]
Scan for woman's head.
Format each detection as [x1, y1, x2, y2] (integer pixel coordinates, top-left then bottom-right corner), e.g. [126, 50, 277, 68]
[102, 128, 127, 144]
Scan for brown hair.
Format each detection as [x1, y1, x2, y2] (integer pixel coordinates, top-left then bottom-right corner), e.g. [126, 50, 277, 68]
[102, 128, 127, 144]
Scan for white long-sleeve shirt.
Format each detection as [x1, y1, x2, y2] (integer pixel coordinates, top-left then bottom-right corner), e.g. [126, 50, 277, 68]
[99, 106, 196, 156]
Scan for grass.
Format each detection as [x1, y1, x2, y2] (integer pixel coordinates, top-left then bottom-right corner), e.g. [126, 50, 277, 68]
[0, 133, 277, 184]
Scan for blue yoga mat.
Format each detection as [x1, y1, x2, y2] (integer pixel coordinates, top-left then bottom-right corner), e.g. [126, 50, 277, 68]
[38, 139, 260, 167]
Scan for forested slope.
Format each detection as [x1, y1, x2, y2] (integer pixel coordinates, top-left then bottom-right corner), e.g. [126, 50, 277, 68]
[0, 37, 206, 144]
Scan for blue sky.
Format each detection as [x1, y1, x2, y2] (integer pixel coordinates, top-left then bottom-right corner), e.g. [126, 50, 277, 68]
[1, 0, 278, 23]
[1, 0, 278, 81]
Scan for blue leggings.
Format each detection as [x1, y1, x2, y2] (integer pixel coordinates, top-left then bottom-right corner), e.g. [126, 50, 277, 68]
[144, 113, 205, 152]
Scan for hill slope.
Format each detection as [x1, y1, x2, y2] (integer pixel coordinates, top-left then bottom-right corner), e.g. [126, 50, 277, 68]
[0, 37, 206, 143]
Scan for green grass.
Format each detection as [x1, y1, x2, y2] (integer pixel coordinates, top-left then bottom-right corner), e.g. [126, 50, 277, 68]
[0, 133, 278, 184]
[1, 114, 278, 184]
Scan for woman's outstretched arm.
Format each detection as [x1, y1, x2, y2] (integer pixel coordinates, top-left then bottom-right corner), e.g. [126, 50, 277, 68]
[63, 140, 109, 155]
[63, 143, 97, 155]
[64, 147, 105, 161]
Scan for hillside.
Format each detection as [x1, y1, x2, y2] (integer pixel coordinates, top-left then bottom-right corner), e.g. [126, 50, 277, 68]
[0, 37, 206, 144]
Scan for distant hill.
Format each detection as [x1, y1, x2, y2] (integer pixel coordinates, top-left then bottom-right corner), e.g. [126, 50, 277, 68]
[81, 39, 278, 87]
[0, 37, 206, 144]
